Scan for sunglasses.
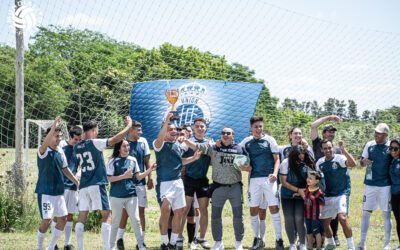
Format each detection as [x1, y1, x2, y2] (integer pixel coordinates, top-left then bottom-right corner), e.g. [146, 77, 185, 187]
[221, 131, 232, 135]
[390, 146, 400, 152]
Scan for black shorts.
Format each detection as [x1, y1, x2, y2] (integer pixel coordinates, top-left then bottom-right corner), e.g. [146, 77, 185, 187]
[184, 176, 209, 198]
[305, 218, 324, 235]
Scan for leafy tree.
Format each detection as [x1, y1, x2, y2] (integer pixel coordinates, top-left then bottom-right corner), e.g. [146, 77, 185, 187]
[361, 110, 371, 122]
[347, 100, 359, 121]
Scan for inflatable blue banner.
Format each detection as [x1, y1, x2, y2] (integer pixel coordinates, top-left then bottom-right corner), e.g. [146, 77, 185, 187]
[130, 80, 263, 147]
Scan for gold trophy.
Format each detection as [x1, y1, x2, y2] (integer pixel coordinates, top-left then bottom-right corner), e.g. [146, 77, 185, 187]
[165, 89, 180, 120]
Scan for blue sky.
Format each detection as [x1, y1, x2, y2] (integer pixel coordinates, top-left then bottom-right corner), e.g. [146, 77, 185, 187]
[1, 0, 399, 113]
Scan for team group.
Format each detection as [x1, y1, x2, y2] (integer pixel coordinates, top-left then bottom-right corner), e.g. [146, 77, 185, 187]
[35, 110, 400, 250]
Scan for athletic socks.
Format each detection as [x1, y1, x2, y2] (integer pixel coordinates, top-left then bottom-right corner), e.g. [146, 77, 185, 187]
[64, 221, 73, 246]
[36, 229, 47, 250]
[142, 231, 146, 243]
[250, 215, 260, 238]
[271, 212, 282, 240]
[101, 222, 111, 249]
[346, 237, 354, 249]
[117, 228, 125, 240]
[161, 234, 168, 245]
[259, 219, 266, 241]
[194, 216, 200, 239]
[360, 210, 371, 245]
[48, 227, 64, 250]
[170, 233, 178, 245]
[187, 222, 196, 243]
[75, 222, 84, 250]
[51, 220, 57, 233]
[383, 210, 392, 246]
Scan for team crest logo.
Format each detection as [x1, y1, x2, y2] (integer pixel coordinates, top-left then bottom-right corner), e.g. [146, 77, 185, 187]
[332, 163, 339, 170]
[164, 82, 212, 126]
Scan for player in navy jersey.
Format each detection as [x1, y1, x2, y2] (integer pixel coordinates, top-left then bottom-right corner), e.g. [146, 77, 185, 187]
[116, 120, 153, 249]
[280, 127, 314, 161]
[357, 123, 392, 250]
[35, 116, 79, 250]
[317, 139, 356, 250]
[74, 116, 133, 250]
[311, 115, 343, 246]
[53, 126, 82, 250]
[239, 117, 283, 250]
[178, 118, 212, 249]
[389, 138, 400, 250]
[107, 139, 156, 250]
[153, 112, 201, 250]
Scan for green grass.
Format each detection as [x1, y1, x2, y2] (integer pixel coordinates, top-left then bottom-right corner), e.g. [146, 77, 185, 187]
[0, 148, 399, 249]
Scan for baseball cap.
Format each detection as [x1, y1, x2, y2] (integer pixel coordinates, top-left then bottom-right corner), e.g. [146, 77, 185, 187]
[375, 123, 389, 134]
[322, 124, 337, 132]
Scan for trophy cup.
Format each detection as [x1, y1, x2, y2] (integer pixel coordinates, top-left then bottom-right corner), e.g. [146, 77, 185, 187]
[165, 89, 180, 120]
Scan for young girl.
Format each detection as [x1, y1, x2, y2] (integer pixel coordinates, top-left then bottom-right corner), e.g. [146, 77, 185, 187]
[107, 139, 156, 250]
[304, 171, 325, 250]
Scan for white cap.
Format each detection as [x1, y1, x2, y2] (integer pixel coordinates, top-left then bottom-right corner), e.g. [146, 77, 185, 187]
[375, 123, 389, 134]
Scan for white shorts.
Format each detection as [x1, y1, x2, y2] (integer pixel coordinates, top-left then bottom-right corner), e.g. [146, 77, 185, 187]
[78, 185, 110, 212]
[321, 195, 347, 219]
[362, 185, 391, 212]
[135, 185, 148, 208]
[64, 189, 78, 214]
[248, 177, 280, 208]
[38, 194, 68, 219]
[160, 179, 186, 211]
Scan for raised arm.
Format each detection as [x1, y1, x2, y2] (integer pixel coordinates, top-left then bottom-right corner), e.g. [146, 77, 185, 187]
[154, 113, 173, 149]
[183, 138, 198, 151]
[310, 115, 342, 141]
[338, 140, 356, 167]
[108, 116, 132, 146]
[39, 115, 60, 154]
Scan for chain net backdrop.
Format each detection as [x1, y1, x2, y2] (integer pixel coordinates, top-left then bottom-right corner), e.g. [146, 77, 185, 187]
[0, 0, 399, 242]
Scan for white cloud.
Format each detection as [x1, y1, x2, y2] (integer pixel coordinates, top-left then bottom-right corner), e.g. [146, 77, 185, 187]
[340, 64, 369, 72]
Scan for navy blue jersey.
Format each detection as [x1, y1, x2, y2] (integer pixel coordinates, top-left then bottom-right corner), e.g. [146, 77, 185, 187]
[316, 154, 350, 197]
[361, 140, 391, 186]
[181, 137, 211, 179]
[59, 140, 79, 191]
[128, 137, 151, 186]
[239, 134, 279, 178]
[279, 159, 309, 199]
[153, 140, 182, 182]
[35, 146, 68, 195]
[74, 139, 109, 189]
[107, 156, 140, 198]
[390, 159, 400, 194]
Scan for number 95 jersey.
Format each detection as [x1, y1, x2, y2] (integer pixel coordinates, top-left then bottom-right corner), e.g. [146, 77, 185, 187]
[74, 139, 109, 189]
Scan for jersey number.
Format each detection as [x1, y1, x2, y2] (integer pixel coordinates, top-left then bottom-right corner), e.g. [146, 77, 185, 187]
[76, 152, 95, 172]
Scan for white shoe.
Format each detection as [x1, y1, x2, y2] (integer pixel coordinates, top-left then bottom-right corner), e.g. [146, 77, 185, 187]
[394, 246, 400, 250]
[212, 241, 224, 250]
[300, 244, 307, 250]
[356, 243, 366, 250]
[289, 244, 297, 250]
[189, 241, 198, 249]
[138, 245, 148, 250]
[234, 241, 243, 250]
[382, 244, 390, 250]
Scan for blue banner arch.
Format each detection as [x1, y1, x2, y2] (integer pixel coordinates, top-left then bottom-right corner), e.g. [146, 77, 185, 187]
[130, 80, 263, 147]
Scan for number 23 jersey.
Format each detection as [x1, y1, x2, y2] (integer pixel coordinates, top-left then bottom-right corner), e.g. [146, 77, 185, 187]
[74, 139, 109, 189]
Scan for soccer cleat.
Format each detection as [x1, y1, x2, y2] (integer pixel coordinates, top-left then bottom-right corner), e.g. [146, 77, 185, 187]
[324, 244, 336, 250]
[334, 236, 341, 247]
[168, 243, 177, 250]
[275, 239, 284, 250]
[54, 245, 59, 250]
[234, 241, 243, 250]
[355, 243, 366, 250]
[212, 241, 224, 250]
[251, 237, 264, 250]
[299, 244, 307, 250]
[117, 238, 125, 250]
[394, 247, 400, 250]
[195, 238, 211, 249]
[189, 241, 198, 249]
[136, 243, 147, 250]
[64, 245, 75, 250]
[176, 238, 184, 250]
[288, 244, 297, 250]
[382, 245, 390, 250]
[161, 243, 169, 250]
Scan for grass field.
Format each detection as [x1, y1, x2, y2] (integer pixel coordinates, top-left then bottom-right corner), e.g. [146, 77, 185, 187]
[0, 148, 398, 249]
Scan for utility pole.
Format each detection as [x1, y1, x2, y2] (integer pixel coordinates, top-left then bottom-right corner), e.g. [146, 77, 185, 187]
[13, 0, 26, 203]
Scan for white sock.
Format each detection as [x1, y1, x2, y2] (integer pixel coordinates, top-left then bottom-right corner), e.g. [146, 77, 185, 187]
[75, 222, 84, 250]
[383, 211, 392, 245]
[117, 228, 125, 240]
[327, 237, 335, 245]
[141, 231, 145, 242]
[36, 229, 47, 250]
[170, 233, 178, 245]
[64, 221, 73, 246]
[101, 222, 111, 249]
[259, 220, 266, 241]
[271, 212, 282, 239]
[194, 216, 200, 239]
[250, 215, 260, 237]
[48, 227, 64, 250]
[346, 237, 354, 248]
[51, 220, 57, 233]
[161, 234, 168, 245]
[360, 211, 371, 245]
